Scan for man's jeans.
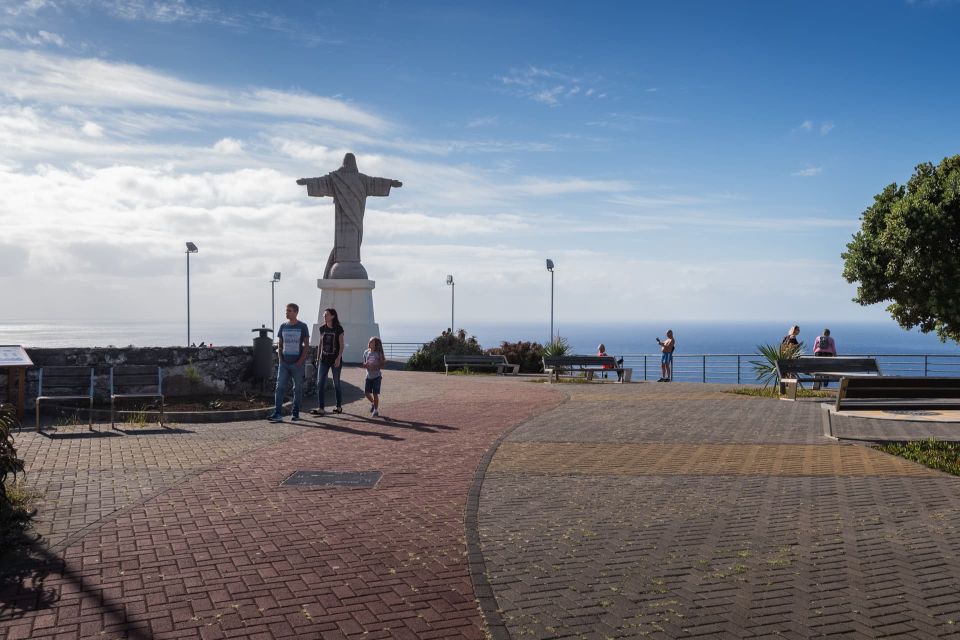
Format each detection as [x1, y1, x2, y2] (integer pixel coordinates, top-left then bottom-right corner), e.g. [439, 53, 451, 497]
[317, 361, 343, 409]
[274, 360, 305, 416]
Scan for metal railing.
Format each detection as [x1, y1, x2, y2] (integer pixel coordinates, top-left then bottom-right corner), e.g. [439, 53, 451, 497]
[618, 353, 960, 384]
[382, 342, 425, 360]
[382, 345, 960, 383]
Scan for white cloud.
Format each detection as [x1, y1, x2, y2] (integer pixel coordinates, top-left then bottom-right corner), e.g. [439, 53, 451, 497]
[213, 137, 243, 154]
[510, 177, 633, 196]
[793, 165, 823, 177]
[820, 121, 835, 135]
[499, 65, 605, 106]
[533, 85, 566, 106]
[799, 120, 814, 131]
[81, 121, 103, 137]
[0, 49, 388, 130]
[2, 0, 53, 18]
[0, 29, 65, 47]
[467, 116, 498, 128]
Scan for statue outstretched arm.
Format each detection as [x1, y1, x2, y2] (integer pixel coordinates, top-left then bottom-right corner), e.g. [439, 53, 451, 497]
[296, 176, 334, 197]
[363, 175, 401, 197]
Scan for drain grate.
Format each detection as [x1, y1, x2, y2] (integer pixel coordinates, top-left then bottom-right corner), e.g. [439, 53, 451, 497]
[281, 470, 382, 488]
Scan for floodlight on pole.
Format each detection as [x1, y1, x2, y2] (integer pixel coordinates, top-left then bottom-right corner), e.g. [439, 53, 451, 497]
[270, 272, 281, 336]
[545, 259, 555, 342]
[446, 275, 455, 332]
[185, 242, 198, 346]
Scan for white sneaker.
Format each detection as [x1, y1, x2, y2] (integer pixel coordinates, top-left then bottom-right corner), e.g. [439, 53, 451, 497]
[372, 409, 379, 417]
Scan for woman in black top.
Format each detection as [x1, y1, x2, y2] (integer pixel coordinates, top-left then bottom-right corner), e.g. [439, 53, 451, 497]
[311, 307, 345, 415]
[781, 325, 800, 353]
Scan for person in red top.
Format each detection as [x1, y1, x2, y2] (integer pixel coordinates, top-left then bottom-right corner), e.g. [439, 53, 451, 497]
[598, 343, 613, 379]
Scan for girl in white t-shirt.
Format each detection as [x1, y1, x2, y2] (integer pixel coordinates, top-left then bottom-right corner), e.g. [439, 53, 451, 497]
[362, 337, 385, 417]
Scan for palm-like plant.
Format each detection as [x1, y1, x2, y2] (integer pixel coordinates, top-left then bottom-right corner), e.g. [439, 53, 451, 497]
[541, 336, 571, 358]
[749, 342, 803, 388]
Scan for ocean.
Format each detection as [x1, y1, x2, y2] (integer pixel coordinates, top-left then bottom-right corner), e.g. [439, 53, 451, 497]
[2, 319, 958, 356]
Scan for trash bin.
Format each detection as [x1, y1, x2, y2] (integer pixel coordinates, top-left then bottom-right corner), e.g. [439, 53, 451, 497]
[252, 325, 275, 381]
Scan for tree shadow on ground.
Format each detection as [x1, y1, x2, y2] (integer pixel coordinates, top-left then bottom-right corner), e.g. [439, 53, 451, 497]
[0, 523, 57, 623]
[0, 512, 153, 639]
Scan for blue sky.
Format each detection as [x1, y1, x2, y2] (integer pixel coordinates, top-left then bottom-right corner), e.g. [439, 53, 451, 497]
[1, 0, 959, 334]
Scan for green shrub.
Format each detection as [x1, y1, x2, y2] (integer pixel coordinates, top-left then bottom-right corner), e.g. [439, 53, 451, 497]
[406, 329, 484, 372]
[487, 341, 544, 373]
[0, 403, 25, 504]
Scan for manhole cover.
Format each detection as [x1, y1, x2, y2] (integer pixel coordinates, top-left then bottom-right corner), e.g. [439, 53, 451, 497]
[281, 470, 382, 488]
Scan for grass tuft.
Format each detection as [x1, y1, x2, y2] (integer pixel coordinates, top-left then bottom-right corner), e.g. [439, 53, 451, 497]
[875, 438, 960, 476]
[725, 387, 832, 399]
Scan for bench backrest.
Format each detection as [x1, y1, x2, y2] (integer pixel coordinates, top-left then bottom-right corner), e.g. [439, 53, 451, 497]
[110, 365, 163, 394]
[777, 357, 880, 377]
[38, 366, 94, 397]
[543, 355, 618, 367]
[839, 376, 960, 399]
[443, 354, 507, 364]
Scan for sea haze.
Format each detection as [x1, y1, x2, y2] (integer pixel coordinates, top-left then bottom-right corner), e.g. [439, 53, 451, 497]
[2, 319, 959, 356]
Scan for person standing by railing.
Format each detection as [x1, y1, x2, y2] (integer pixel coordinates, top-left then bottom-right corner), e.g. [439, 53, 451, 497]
[656, 330, 675, 382]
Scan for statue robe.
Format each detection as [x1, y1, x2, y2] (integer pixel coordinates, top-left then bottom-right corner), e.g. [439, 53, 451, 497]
[302, 169, 394, 279]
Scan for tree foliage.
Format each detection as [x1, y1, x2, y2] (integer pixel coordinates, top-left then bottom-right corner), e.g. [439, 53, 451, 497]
[842, 155, 960, 343]
[486, 341, 544, 373]
[405, 329, 484, 372]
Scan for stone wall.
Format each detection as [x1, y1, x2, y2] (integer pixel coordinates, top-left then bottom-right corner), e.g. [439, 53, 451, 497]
[1, 346, 275, 404]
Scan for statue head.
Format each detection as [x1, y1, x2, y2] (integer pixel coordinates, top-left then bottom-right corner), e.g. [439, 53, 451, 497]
[341, 153, 358, 173]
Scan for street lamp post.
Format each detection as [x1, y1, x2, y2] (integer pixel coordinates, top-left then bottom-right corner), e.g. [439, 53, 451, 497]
[185, 242, 198, 346]
[270, 272, 281, 333]
[446, 275, 455, 331]
[546, 259, 555, 343]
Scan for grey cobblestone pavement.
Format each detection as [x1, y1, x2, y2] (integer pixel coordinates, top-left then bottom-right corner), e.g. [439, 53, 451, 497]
[477, 383, 960, 639]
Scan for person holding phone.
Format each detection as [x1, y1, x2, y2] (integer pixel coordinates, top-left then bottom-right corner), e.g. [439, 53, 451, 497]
[656, 330, 675, 382]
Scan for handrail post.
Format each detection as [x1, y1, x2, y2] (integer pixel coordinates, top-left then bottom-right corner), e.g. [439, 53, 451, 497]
[643, 355, 647, 380]
[737, 355, 741, 384]
[702, 355, 706, 383]
[924, 355, 929, 377]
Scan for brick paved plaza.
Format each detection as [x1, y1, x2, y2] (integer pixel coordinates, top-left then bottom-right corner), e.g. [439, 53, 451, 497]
[3, 372, 960, 639]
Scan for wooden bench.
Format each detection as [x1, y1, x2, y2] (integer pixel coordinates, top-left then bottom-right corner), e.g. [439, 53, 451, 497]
[110, 365, 165, 429]
[542, 355, 632, 383]
[443, 354, 520, 376]
[35, 366, 95, 433]
[777, 357, 880, 400]
[835, 376, 960, 411]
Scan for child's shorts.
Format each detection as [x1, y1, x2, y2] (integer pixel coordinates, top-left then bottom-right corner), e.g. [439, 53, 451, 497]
[364, 376, 382, 395]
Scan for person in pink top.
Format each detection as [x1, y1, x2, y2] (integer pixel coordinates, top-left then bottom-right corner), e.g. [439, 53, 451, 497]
[813, 328, 838, 389]
[362, 337, 385, 417]
[813, 328, 837, 357]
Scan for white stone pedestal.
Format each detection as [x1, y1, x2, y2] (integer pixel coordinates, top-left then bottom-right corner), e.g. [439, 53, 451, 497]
[312, 279, 380, 363]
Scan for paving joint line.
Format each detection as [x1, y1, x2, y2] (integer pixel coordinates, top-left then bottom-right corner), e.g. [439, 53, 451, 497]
[464, 388, 571, 640]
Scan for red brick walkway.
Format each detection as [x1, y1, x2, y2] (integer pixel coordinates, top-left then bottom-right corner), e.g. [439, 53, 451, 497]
[1, 372, 563, 639]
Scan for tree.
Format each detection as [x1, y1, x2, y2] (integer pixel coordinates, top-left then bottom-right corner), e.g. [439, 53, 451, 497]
[842, 154, 960, 343]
